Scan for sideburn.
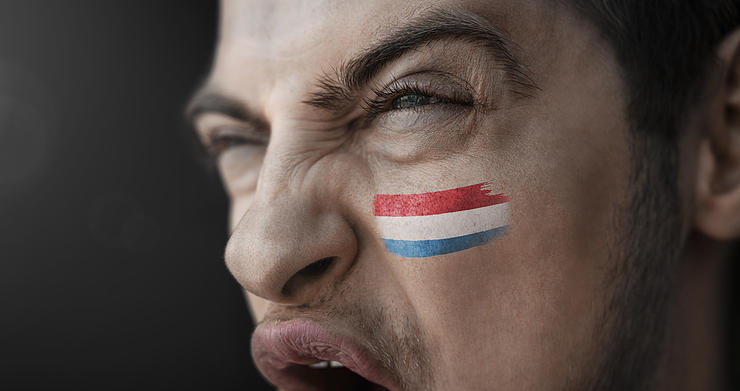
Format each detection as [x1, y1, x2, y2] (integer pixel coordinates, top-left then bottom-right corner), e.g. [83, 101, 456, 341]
[587, 131, 685, 391]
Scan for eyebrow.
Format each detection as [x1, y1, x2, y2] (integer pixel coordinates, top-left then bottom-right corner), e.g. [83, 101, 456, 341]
[185, 91, 268, 131]
[304, 9, 538, 110]
[185, 8, 537, 123]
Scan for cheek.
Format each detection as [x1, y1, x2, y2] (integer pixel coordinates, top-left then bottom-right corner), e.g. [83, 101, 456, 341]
[373, 182, 509, 259]
[219, 147, 264, 198]
[386, 127, 629, 385]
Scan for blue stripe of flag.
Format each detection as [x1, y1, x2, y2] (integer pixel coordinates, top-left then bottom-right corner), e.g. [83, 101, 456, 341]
[382, 226, 508, 258]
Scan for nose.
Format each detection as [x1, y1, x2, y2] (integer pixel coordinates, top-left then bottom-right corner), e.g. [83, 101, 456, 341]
[224, 187, 358, 305]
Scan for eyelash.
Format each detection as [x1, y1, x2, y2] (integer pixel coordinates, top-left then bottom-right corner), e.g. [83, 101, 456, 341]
[206, 135, 247, 157]
[205, 80, 472, 158]
[205, 130, 268, 159]
[362, 80, 461, 120]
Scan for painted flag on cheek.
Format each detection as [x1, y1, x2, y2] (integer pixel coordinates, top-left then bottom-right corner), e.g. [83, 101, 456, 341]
[373, 182, 510, 258]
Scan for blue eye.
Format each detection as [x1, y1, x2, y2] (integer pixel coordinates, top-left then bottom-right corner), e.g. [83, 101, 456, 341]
[391, 94, 439, 110]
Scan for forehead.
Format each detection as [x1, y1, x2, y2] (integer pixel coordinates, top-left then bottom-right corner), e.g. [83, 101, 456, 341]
[213, 0, 563, 105]
[219, 0, 503, 48]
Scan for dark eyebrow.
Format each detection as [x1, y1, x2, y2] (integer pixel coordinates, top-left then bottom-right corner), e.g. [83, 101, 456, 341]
[304, 9, 538, 110]
[185, 91, 268, 131]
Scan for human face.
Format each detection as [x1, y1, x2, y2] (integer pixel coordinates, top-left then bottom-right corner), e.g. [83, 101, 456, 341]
[190, 0, 635, 389]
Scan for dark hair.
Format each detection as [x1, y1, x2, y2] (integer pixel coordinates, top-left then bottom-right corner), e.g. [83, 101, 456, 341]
[568, 1, 739, 140]
[567, 3, 740, 389]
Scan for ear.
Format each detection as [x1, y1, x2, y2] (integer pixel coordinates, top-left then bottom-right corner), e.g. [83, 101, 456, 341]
[695, 28, 740, 240]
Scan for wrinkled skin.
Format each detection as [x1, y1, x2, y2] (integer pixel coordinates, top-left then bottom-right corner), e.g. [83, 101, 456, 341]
[191, 1, 739, 389]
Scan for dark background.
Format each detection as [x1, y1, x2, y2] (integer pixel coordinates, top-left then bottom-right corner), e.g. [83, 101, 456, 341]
[0, 1, 270, 390]
[0, 1, 737, 390]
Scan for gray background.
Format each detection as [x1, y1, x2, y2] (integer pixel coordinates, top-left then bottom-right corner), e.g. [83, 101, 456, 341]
[0, 1, 270, 389]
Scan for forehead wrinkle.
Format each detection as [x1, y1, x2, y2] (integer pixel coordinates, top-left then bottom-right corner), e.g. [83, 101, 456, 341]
[303, 8, 539, 111]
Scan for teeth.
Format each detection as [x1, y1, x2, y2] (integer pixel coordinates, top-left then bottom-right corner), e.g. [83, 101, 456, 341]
[307, 360, 344, 369]
[308, 361, 329, 369]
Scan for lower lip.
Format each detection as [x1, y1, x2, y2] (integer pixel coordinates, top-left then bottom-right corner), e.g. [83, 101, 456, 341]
[251, 320, 398, 390]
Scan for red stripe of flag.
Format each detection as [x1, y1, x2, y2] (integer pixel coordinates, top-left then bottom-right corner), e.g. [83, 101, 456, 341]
[374, 182, 509, 217]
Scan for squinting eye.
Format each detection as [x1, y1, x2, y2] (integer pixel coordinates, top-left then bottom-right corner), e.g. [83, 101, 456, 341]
[207, 135, 248, 157]
[391, 94, 440, 110]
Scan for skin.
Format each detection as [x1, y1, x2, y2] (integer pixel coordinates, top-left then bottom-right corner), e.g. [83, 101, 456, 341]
[191, 0, 740, 389]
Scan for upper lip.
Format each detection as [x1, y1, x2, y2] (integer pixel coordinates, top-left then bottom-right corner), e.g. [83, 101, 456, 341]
[251, 319, 399, 390]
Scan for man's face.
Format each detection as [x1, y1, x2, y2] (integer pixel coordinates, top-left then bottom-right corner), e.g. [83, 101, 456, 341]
[193, 0, 642, 389]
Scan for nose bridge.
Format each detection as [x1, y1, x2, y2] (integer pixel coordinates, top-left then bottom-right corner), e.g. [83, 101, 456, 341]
[225, 130, 358, 305]
[253, 121, 320, 202]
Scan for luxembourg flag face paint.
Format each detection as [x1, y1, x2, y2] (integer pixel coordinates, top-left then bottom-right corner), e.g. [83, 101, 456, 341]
[373, 182, 510, 258]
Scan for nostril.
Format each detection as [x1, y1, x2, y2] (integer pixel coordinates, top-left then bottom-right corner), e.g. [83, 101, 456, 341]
[281, 257, 337, 297]
[299, 256, 335, 277]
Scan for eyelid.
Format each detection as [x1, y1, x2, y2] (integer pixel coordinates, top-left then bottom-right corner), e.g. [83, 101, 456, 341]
[366, 80, 448, 110]
[200, 123, 269, 160]
[210, 124, 269, 142]
[196, 113, 268, 142]
[361, 72, 476, 122]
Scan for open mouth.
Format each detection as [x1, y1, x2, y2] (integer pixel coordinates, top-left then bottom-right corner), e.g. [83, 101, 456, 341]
[270, 360, 390, 390]
[251, 320, 399, 391]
